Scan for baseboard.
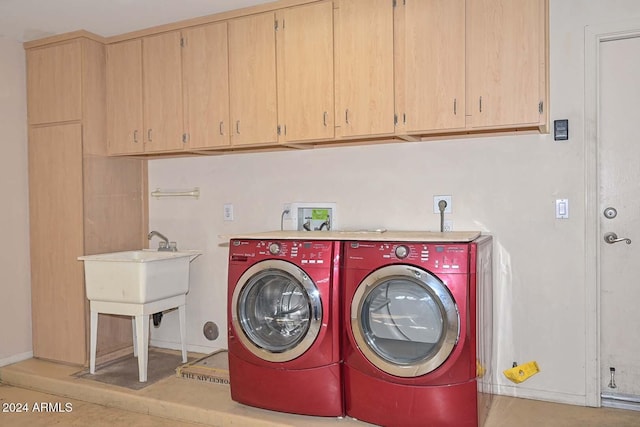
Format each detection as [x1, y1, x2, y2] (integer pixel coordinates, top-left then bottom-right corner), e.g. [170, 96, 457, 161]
[492, 382, 588, 406]
[149, 338, 221, 356]
[0, 351, 33, 368]
[601, 392, 640, 412]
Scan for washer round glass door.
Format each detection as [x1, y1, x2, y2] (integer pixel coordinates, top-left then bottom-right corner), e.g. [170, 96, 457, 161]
[231, 260, 322, 362]
[351, 265, 459, 377]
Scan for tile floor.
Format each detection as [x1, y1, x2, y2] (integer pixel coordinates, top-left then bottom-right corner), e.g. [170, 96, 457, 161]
[1, 354, 639, 427]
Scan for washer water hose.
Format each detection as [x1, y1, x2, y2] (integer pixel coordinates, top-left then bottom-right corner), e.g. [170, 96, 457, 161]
[438, 200, 448, 232]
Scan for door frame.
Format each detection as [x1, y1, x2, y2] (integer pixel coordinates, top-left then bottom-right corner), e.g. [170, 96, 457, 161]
[584, 18, 640, 407]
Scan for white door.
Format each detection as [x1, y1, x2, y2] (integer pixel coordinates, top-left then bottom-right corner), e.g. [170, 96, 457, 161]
[599, 35, 640, 399]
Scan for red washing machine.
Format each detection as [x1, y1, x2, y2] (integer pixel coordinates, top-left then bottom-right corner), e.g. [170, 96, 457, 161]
[227, 239, 343, 416]
[342, 235, 493, 427]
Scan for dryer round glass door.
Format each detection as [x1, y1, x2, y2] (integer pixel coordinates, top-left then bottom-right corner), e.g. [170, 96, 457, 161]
[351, 264, 459, 377]
[231, 259, 322, 362]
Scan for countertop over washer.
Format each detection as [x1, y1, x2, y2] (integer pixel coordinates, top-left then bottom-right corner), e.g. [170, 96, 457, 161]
[227, 230, 482, 242]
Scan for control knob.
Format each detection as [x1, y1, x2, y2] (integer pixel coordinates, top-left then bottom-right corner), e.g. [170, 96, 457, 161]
[395, 245, 409, 259]
[268, 242, 281, 255]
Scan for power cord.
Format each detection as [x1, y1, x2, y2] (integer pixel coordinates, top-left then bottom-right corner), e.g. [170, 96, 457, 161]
[438, 200, 448, 233]
[280, 209, 290, 230]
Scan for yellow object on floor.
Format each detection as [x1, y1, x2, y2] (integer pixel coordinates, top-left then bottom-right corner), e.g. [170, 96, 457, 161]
[476, 360, 486, 377]
[503, 361, 540, 383]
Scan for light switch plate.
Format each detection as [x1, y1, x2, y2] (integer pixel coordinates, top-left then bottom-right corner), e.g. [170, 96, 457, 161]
[556, 199, 569, 219]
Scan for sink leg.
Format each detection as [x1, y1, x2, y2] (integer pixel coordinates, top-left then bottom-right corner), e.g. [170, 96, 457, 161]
[131, 318, 137, 358]
[179, 304, 187, 363]
[90, 310, 98, 374]
[135, 314, 149, 382]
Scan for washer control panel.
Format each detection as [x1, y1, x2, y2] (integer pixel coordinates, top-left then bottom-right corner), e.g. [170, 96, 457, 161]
[345, 241, 470, 273]
[230, 239, 335, 266]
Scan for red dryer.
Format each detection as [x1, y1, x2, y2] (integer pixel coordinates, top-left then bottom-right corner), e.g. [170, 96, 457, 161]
[227, 239, 343, 416]
[342, 236, 493, 427]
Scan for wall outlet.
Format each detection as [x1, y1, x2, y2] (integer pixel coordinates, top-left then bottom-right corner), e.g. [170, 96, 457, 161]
[433, 195, 452, 214]
[223, 203, 234, 221]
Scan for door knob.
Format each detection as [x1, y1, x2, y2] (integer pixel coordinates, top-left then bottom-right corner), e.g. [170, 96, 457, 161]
[604, 232, 631, 245]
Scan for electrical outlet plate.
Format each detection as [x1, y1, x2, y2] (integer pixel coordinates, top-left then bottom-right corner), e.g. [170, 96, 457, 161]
[223, 203, 234, 221]
[433, 195, 452, 214]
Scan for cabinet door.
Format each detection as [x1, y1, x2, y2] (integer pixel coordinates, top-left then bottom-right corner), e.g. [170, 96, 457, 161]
[228, 12, 278, 146]
[29, 124, 86, 365]
[335, 0, 395, 138]
[27, 41, 82, 125]
[398, 0, 465, 133]
[467, 0, 546, 129]
[106, 40, 144, 155]
[143, 31, 185, 152]
[277, 1, 334, 143]
[182, 22, 231, 149]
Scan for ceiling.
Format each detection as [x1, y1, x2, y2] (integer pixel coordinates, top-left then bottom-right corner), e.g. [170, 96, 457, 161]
[0, 0, 274, 42]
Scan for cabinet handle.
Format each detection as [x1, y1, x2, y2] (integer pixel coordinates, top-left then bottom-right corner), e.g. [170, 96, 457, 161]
[345, 109, 350, 125]
[323, 111, 328, 127]
[133, 130, 138, 143]
[454, 99, 457, 115]
[479, 96, 483, 113]
[236, 120, 240, 134]
[219, 121, 224, 136]
[147, 129, 152, 142]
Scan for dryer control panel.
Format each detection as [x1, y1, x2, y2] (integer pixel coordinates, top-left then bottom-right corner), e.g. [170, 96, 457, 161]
[345, 241, 470, 274]
[229, 239, 335, 266]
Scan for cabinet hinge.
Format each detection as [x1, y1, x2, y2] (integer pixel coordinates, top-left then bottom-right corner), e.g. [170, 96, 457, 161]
[182, 133, 189, 143]
[180, 37, 185, 47]
[538, 101, 544, 114]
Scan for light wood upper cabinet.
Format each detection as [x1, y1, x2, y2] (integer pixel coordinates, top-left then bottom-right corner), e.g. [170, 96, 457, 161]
[396, 0, 466, 134]
[466, 0, 547, 129]
[101, 0, 548, 156]
[276, 1, 334, 143]
[182, 22, 231, 149]
[335, 0, 395, 138]
[107, 32, 185, 154]
[143, 31, 185, 152]
[106, 39, 144, 155]
[27, 40, 82, 125]
[228, 12, 278, 146]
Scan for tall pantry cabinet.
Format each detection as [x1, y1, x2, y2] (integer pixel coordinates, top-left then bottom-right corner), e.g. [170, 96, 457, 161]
[26, 33, 147, 365]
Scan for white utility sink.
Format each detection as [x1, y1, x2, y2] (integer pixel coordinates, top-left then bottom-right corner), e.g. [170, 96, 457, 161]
[78, 249, 201, 382]
[78, 250, 201, 304]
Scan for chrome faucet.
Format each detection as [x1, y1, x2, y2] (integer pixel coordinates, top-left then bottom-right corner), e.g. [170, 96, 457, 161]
[147, 230, 177, 251]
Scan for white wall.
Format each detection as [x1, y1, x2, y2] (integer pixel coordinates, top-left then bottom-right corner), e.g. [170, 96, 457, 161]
[148, 0, 640, 406]
[0, 36, 31, 365]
